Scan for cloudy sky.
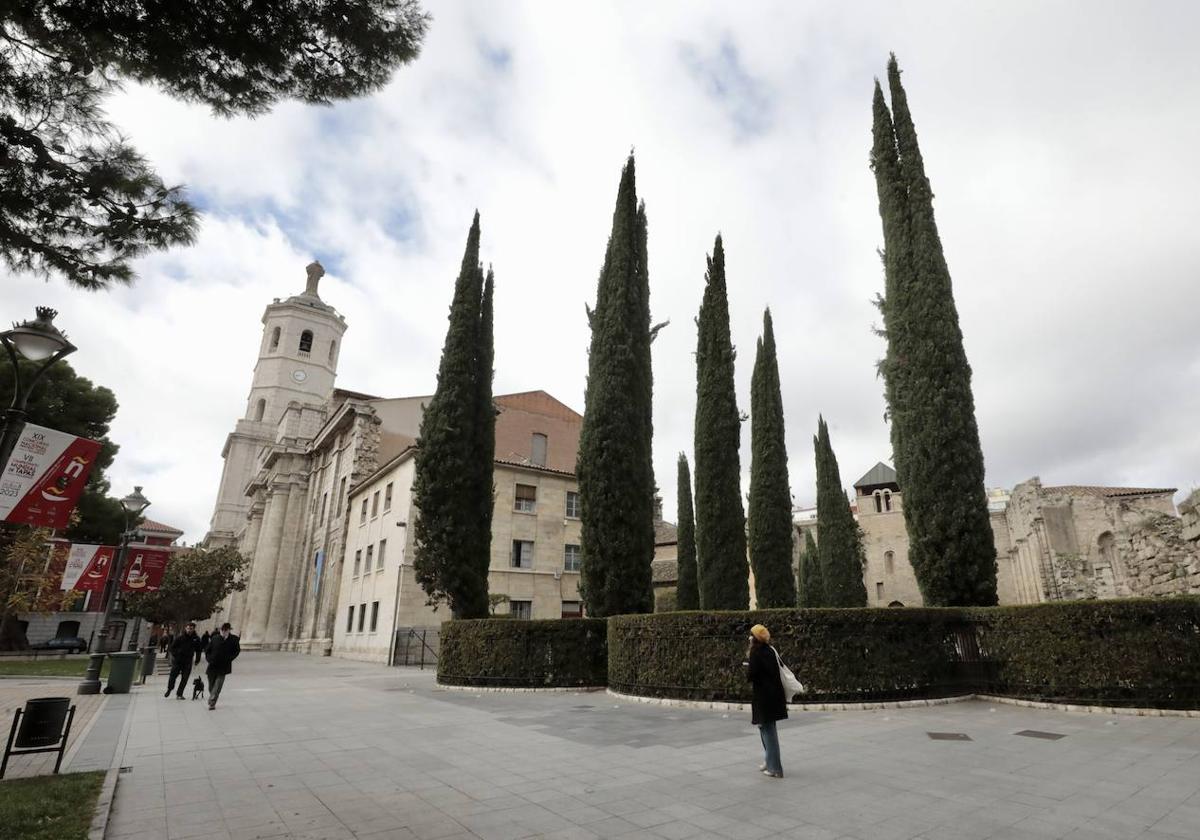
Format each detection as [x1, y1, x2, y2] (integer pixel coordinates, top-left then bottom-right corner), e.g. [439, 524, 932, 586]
[4, 2, 1199, 542]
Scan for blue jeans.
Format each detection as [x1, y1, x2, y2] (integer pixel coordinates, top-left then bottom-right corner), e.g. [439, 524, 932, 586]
[759, 720, 783, 776]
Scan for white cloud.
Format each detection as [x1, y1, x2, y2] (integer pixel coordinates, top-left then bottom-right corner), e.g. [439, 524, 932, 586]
[3, 1, 1198, 542]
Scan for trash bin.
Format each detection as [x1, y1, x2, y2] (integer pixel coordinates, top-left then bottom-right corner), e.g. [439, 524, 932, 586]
[105, 651, 141, 694]
[139, 646, 157, 683]
[15, 698, 71, 748]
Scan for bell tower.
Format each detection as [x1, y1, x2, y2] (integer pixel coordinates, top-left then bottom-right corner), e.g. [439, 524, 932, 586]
[205, 262, 348, 546]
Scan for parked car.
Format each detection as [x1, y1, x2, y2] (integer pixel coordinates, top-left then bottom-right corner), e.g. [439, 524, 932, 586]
[31, 637, 89, 653]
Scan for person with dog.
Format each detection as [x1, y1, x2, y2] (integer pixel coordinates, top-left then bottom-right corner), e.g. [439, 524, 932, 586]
[204, 622, 241, 710]
[745, 623, 787, 779]
[164, 622, 203, 700]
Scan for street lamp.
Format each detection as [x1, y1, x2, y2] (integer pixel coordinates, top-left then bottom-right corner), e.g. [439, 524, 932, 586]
[77, 486, 151, 695]
[0, 307, 76, 468]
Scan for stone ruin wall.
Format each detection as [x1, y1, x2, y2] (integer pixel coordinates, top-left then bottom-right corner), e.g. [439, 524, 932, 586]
[1123, 489, 1200, 597]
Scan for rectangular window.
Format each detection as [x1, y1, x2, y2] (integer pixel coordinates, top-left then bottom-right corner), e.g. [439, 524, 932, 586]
[511, 540, 534, 569]
[347, 606, 355, 632]
[336, 476, 347, 515]
[510, 600, 532, 620]
[365, 545, 374, 572]
[370, 601, 380, 632]
[561, 600, 582, 618]
[358, 603, 366, 632]
[353, 550, 362, 577]
[320, 492, 328, 524]
[372, 490, 380, 517]
[377, 539, 387, 570]
[564, 544, 581, 572]
[360, 498, 368, 525]
[876, 581, 884, 601]
[565, 491, 581, 519]
[384, 482, 393, 512]
[531, 433, 548, 467]
[514, 484, 537, 513]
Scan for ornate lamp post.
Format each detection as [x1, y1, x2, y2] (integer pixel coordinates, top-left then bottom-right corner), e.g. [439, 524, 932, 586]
[0, 307, 77, 468]
[77, 486, 150, 695]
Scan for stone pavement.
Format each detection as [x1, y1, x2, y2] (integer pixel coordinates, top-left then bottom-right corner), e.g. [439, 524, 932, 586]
[0, 676, 108, 778]
[102, 653, 1200, 840]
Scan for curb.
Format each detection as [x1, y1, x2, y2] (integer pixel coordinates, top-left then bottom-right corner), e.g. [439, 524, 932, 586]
[605, 688, 977, 712]
[86, 686, 138, 840]
[436, 683, 606, 694]
[975, 694, 1200, 719]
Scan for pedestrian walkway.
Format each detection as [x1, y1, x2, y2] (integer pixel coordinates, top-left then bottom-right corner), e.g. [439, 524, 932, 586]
[102, 653, 1200, 840]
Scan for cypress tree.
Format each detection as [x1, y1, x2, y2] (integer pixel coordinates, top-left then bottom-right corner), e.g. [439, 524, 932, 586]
[872, 55, 998, 605]
[813, 417, 867, 607]
[413, 212, 493, 618]
[694, 235, 749, 610]
[675, 453, 699, 611]
[748, 309, 797, 608]
[797, 530, 823, 607]
[577, 156, 656, 617]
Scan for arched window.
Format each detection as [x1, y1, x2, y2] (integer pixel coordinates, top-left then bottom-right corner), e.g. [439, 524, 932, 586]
[269, 326, 281, 351]
[299, 329, 313, 354]
[1098, 531, 1117, 567]
[328, 339, 336, 363]
[873, 491, 883, 513]
[883, 489, 892, 512]
[254, 399, 266, 422]
[884, 550, 894, 574]
[887, 601, 905, 608]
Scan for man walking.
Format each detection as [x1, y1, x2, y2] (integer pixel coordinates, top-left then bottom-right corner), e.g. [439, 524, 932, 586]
[164, 622, 202, 700]
[205, 622, 241, 710]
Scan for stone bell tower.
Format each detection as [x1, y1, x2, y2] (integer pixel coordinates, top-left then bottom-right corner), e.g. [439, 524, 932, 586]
[205, 262, 348, 547]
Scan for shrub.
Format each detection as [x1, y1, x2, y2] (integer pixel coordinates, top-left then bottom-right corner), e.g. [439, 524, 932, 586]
[608, 608, 965, 703]
[437, 618, 607, 687]
[970, 597, 1200, 709]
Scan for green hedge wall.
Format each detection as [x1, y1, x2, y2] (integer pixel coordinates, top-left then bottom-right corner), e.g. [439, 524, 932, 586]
[969, 597, 1200, 709]
[437, 618, 608, 687]
[608, 608, 967, 703]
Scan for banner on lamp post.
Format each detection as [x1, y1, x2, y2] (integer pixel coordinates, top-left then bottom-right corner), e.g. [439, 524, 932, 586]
[63, 544, 117, 593]
[120, 546, 171, 593]
[0, 422, 102, 528]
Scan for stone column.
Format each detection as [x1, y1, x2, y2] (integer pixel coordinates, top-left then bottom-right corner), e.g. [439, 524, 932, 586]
[263, 479, 307, 648]
[224, 500, 265, 631]
[241, 485, 290, 647]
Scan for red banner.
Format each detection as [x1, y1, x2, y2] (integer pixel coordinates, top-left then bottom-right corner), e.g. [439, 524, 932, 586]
[120, 546, 171, 593]
[69, 545, 117, 594]
[1, 423, 102, 528]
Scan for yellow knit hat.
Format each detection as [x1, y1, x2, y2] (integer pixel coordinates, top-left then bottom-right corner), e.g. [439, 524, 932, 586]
[750, 624, 770, 643]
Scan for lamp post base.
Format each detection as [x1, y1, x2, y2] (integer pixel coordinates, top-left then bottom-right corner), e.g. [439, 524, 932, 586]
[76, 653, 106, 695]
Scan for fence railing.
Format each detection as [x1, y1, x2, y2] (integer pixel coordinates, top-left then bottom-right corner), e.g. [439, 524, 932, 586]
[391, 626, 439, 668]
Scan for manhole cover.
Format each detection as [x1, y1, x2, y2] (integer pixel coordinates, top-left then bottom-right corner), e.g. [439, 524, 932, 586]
[927, 732, 972, 741]
[572, 705, 594, 710]
[1015, 730, 1066, 740]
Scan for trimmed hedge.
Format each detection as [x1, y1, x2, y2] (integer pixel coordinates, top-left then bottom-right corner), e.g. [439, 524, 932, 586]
[969, 598, 1200, 709]
[608, 608, 967, 703]
[437, 618, 607, 687]
[436, 598, 1200, 709]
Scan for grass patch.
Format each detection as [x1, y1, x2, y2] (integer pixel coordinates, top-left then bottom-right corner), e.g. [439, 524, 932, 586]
[0, 659, 111, 678]
[0, 770, 105, 840]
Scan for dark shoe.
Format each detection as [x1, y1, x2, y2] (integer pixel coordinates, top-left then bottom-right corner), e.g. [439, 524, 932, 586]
[163, 689, 170, 698]
[176, 694, 185, 699]
[207, 700, 215, 710]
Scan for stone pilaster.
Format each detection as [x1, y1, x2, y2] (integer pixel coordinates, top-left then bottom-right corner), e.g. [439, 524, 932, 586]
[263, 476, 308, 647]
[241, 484, 291, 647]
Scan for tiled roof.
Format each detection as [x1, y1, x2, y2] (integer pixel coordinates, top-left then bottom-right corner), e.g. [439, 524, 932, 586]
[651, 559, 678, 584]
[494, 459, 577, 478]
[854, 461, 898, 489]
[1046, 485, 1177, 499]
[137, 518, 183, 536]
[654, 520, 678, 545]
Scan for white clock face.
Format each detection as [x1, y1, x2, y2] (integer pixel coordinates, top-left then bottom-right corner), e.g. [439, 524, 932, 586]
[292, 369, 307, 383]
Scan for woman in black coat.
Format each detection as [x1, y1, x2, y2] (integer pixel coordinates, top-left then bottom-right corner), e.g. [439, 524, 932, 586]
[745, 623, 786, 778]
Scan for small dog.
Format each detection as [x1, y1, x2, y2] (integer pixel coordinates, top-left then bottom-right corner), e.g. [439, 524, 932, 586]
[191, 677, 205, 700]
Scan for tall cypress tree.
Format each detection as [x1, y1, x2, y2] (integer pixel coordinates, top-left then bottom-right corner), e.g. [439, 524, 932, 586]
[872, 55, 997, 606]
[675, 453, 699, 611]
[413, 212, 493, 618]
[797, 530, 823, 607]
[577, 156, 655, 617]
[813, 417, 867, 607]
[694, 235, 749, 610]
[748, 309, 797, 608]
